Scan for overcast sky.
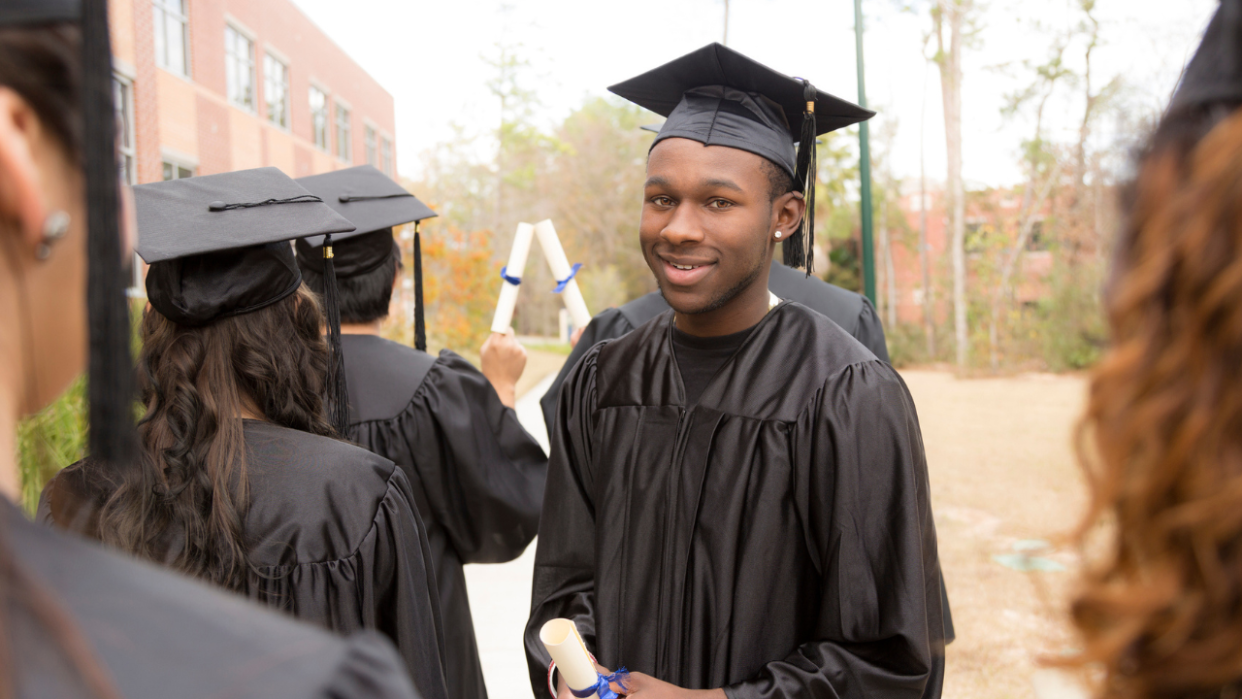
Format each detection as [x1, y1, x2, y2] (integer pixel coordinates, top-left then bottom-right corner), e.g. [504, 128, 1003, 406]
[290, 0, 1216, 188]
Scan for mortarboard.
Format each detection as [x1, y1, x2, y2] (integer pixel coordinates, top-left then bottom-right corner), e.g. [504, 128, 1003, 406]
[1168, 0, 1242, 115]
[609, 43, 873, 273]
[0, 0, 136, 467]
[134, 166, 357, 433]
[294, 165, 438, 352]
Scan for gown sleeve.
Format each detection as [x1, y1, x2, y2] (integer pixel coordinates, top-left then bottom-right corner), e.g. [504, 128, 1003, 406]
[354, 350, 547, 564]
[723, 362, 944, 699]
[525, 344, 604, 696]
[854, 296, 891, 362]
[539, 309, 634, 435]
[252, 465, 450, 699]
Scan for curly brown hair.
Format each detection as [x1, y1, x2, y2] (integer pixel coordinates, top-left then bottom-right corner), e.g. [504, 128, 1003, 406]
[95, 285, 335, 591]
[1068, 106, 1242, 699]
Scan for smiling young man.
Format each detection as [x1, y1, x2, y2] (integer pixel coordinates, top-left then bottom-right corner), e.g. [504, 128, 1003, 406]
[524, 45, 946, 699]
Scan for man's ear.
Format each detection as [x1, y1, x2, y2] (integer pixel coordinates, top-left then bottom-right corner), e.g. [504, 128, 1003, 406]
[773, 190, 805, 236]
[0, 88, 46, 248]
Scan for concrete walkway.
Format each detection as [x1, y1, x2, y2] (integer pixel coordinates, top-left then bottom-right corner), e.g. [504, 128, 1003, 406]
[463, 371, 555, 699]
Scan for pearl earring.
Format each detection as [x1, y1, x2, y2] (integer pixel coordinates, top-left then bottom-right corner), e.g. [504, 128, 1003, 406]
[35, 210, 71, 261]
[774, 230, 783, 239]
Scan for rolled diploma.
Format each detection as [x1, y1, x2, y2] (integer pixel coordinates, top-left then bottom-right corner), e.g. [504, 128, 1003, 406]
[534, 219, 592, 329]
[491, 222, 535, 333]
[540, 618, 599, 694]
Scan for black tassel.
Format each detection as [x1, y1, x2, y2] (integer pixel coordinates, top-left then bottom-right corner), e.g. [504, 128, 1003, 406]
[83, 0, 137, 466]
[413, 224, 426, 352]
[321, 234, 350, 436]
[790, 79, 818, 276]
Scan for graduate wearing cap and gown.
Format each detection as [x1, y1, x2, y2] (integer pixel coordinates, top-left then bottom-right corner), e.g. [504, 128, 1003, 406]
[41, 167, 449, 699]
[3, 3, 421, 698]
[295, 165, 548, 699]
[525, 44, 945, 699]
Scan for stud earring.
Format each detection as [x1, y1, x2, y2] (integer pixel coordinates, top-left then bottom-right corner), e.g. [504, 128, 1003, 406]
[35, 210, 71, 261]
[774, 230, 783, 239]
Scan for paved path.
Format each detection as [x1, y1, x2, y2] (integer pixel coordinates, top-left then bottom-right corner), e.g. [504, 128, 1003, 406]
[463, 371, 554, 699]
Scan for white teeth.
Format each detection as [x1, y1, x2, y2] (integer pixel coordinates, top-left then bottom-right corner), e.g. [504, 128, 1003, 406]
[672, 263, 700, 270]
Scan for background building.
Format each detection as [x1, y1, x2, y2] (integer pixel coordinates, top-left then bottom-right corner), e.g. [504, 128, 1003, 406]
[109, 0, 396, 187]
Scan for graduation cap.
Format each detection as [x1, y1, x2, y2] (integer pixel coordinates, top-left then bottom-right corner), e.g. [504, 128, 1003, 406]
[294, 165, 438, 352]
[0, 0, 135, 467]
[134, 166, 358, 434]
[1168, 0, 1242, 116]
[609, 43, 873, 273]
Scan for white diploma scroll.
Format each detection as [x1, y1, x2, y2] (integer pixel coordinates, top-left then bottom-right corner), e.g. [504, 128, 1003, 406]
[540, 618, 599, 695]
[534, 219, 592, 329]
[491, 222, 535, 334]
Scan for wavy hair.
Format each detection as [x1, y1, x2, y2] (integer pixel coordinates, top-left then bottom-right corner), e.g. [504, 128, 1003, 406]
[97, 286, 335, 590]
[1068, 106, 1242, 699]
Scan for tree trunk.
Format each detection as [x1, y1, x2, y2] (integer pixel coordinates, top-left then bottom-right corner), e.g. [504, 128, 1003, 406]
[937, 0, 969, 368]
[882, 201, 897, 329]
[920, 66, 935, 358]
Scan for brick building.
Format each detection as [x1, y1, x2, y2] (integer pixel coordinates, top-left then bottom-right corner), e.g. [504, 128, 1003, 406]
[108, 0, 396, 188]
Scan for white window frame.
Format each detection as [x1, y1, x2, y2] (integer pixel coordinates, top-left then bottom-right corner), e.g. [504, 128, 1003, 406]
[335, 101, 352, 162]
[380, 134, 393, 177]
[161, 150, 197, 181]
[224, 23, 256, 112]
[264, 52, 290, 129]
[112, 74, 137, 186]
[309, 85, 329, 151]
[153, 0, 190, 77]
[364, 123, 377, 166]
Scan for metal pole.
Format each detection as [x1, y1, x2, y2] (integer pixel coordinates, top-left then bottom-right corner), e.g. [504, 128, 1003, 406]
[854, 0, 876, 305]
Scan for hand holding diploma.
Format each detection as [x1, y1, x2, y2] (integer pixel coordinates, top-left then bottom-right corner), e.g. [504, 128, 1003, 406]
[540, 619, 628, 699]
[480, 328, 526, 409]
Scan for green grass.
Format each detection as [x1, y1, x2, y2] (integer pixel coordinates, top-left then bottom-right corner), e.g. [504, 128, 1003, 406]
[524, 341, 573, 356]
[17, 376, 87, 514]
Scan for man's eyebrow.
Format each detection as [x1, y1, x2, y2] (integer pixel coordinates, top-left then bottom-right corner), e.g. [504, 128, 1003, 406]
[644, 176, 670, 188]
[703, 178, 743, 192]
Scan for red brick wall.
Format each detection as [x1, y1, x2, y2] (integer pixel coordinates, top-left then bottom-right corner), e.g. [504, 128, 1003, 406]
[128, 0, 162, 183]
[118, 0, 396, 181]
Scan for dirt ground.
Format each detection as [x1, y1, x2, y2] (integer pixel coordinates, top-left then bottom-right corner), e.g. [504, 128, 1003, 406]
[469, 362, 1092, 699]
[904, 369, 1089, 699]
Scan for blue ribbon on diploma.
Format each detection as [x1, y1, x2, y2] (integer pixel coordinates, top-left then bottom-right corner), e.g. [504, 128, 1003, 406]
[568, 668, 629, 699]
[500, 266, 522, 286]
[553, 263, 583, 293]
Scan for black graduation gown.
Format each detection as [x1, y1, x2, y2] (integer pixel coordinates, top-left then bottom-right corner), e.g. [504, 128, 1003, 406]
[538, 262, 956, 645]
[539, 259, 889, 433]
[5, 498, 418, 699]
[42, 421, 449, 699]
[340, 334, 548, 699]
[525, 303, 946, 699]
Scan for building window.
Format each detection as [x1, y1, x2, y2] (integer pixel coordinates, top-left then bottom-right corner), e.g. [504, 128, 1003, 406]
[153, 0, 189, 76]
[335, 104, 351, 162]
[381, 136, 393, 176]
[364, 126, 377, 166]
[162, 161, 195, 180]
[310, 86, 329, 151]
[264, 53, 290, 128]
[224, 25, 255, 111]
[113, 75, 136, 185]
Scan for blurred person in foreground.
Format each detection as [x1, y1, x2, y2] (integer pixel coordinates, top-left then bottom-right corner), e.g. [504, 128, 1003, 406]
[525, 43, 945, 699]
[1066, 3, 1242, 698]
[295, 165, 547, 699]
[0, 1, 419, 697]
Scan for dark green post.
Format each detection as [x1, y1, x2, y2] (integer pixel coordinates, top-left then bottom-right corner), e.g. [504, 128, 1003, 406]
[854, 0, 876, 305]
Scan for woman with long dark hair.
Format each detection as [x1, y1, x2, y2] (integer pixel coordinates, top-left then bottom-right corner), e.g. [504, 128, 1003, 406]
[44, 166, 451, 699]
[0, 1, 419, 698]
[1066, 3, 1242, 698]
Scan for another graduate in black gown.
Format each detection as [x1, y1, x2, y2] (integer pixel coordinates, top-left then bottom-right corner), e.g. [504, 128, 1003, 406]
[526, 44, 945, 699]
[295, 165, 548, 699]
[0, 4, 418, 697]
[42, 167, 449, 699]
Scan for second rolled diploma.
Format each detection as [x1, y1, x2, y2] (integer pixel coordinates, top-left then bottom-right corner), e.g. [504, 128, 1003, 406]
[534, 220, 592, 330]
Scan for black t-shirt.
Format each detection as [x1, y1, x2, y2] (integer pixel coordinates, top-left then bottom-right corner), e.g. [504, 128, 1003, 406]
[671, 323, 757, 406]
